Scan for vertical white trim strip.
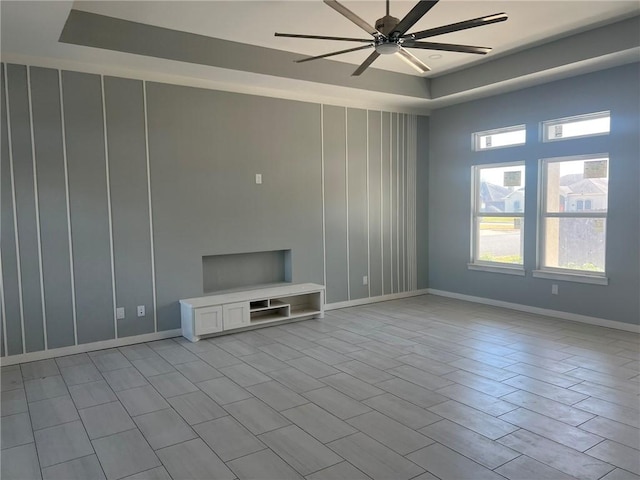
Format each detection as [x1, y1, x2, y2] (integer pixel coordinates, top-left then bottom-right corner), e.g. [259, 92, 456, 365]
[365, 110, 371, 298]
[100, 75, 118, 339]
[320, 105, 327, 292]
[396, 113, 400, 293]
[3, 65, 26, 354]
[402, 114, 407, 292]
[26, 66, 47, 350]
[380, 112, 384, 295]
[410, 115, 414, 291]
[0, 67, 4, 356]
[407, 115, 416, 291]
[142, 81, 158, 332]
[344, 108, 351, 301]
[407, 115, 418, 291]
[58, 70, 78, 345]
[389, 113, 394, 294]
[0, 252, 6, 355]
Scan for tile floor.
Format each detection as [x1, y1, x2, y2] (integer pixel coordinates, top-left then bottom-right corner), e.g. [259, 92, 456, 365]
[1, 295, 639, 480]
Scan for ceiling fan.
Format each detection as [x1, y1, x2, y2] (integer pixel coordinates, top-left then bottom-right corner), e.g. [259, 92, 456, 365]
[275, 0, 507, 76]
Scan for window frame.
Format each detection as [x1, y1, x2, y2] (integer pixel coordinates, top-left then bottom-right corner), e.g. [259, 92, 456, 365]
[472, 124, 526, 151]
[541, 111, 610, 143]
[469, 161, 526, 274]
[535, 153, 609, 284]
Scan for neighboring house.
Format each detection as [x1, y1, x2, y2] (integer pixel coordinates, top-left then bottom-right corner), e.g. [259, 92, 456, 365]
[479, 182, 511, 212]
[482, 176, 607, 214]
[504, 188, 525, 212]
[563, 177, 608, 211]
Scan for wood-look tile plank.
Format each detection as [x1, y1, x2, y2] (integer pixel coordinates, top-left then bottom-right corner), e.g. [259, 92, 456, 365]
[574, 397, 640, 428]
[503, 375, 588, 405]
[281, 403, 357, 443]
[578, 416, 640, 450]
[499, 407, 603, 451]
[375, 378, 448, 409]
[347, 411, 433, 454]
[259, 424, 343, 476]
[327, 433, 424, 480]
[498, 429, 614, 480]
[193, 416, 265, 461]
[586, 440, 640, 475]
[500, 390, 595, 426]
[443, 370, 517, 397]
[428, 400, 518, 440]
[435, 383, 517, 416]
[407, 443, 504, 480]
[363, 393, 441, 428]
[302, 387, 371, 420]
[495, 455, 581, 480]
[419, 419, 520, 469]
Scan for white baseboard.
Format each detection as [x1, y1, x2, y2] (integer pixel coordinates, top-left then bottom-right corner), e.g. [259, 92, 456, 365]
[0, 329, 182, 367]
[427, 288, 640, 333]
[4, 287, 634, 365]
[325, 289, 429, 311]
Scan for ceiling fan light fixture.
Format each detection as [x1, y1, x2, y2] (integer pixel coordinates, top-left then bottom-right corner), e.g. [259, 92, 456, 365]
[375, 42, 400, 55]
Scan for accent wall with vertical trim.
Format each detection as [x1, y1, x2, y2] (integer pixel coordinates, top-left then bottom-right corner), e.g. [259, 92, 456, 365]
[0, 62, 427, 359]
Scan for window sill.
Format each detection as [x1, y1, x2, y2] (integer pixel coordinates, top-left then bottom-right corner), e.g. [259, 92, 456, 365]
[532, 270, 608, 285]
[467, 264, 525, 276]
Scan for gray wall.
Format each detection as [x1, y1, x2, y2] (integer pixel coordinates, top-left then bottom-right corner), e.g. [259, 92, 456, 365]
[0, 62, 423, 358]
[428, 63, 640, 325]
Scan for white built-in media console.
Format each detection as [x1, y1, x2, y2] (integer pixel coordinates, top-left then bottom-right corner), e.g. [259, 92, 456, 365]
[180, 283, 325, 342]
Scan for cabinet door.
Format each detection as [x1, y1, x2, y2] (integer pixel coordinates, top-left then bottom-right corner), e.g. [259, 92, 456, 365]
[223, 302, 250, 330]
[194, 306, 223, 335]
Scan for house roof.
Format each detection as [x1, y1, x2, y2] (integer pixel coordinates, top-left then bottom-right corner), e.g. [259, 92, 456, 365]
[566, 178, 608, 195]
[480, 182, 511, 202]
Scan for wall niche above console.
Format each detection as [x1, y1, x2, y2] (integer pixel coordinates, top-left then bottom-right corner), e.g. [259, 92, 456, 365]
[202, 250, 292, 293]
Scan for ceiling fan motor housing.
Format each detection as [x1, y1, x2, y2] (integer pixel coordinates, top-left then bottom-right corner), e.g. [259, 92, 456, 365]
[374, 15, 402, 54]
[375, 15, 400, 36]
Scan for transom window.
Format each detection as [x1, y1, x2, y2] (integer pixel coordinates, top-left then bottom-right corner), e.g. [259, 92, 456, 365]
[472, 125, 526, 151]
[542, 111, 610, 142]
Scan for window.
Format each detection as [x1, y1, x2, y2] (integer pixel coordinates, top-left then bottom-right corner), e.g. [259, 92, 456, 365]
[542, 111, 610, 142]
[537, 155, 608, 280]
[470, 163, 525, 271]
[472, 125, 526, 151]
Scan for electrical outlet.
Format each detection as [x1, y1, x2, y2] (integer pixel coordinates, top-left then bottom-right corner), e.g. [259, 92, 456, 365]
[551, 284, 559, 295]
[116, 307, 125, 320]
[363, 275, 368, 286]
[255, 173, 262, 184]
[137, 305, 145, 317]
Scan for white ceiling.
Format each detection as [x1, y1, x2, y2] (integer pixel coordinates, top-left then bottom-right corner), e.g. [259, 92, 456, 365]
[1, 1, 639, 112]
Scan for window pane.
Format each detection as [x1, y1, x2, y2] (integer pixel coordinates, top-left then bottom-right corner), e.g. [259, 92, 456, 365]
[478, 165, 525, 213]
[543, 217, 606, 272]
[545, 112, 610, 141]
[477, 216, 523, 264]
[473, 126, 525, 150]
[545, 158, 608, 213]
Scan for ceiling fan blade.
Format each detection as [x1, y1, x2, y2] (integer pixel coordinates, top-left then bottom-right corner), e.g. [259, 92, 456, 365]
[296, 44, 374, 63]
[324, 0, 381, 37]
[396, 47, 430, 73]
[392, 0, 439, 38]
[403, 40, 490, 54]
[406, 13, 507, 40]
[352, 51, 380, 76]
[275, 33, 372, 43]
